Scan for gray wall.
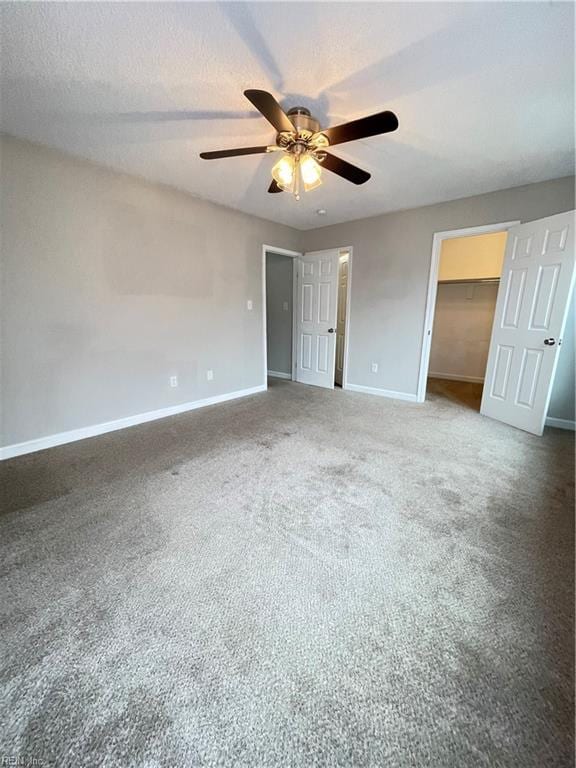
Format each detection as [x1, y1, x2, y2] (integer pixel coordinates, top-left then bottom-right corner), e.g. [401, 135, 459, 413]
[266, 252, 293, 376]
[303, 177, 575, 421]
[1, 135, 574, 451]
[0, 136, 301, 446]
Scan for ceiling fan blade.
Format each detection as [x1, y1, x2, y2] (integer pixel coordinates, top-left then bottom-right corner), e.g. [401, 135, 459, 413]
[320, 110, 398, 147]
[199, 146, 269, 160]
[244, 89, 294, 134]
[320, 152, 371, 185]
[268, 180, 283, 193]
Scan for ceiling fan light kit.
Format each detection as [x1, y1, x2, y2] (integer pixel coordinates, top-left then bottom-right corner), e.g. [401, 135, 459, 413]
[271, 152, 323, 200]
[199, 90, 399, 200]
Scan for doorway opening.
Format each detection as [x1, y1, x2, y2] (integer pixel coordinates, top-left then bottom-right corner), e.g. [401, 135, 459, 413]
[265, 249, 297, 382]
[262, 245, 352, 391]
[420, 212, 575, 435]
[417, 221, 519, 410]
[335, 250, 350, 387]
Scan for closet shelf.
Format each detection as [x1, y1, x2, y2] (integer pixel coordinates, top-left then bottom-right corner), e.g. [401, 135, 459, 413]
[438, 277, 500, 285]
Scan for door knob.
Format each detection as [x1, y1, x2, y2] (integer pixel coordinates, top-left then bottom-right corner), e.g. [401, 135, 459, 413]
[544, 338, 556, 346]
[328, 328, 335, 333]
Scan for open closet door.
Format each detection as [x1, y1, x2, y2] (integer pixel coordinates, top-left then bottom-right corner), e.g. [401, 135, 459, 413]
[296, 249, 339, 389]
[481, 210, 575, 435]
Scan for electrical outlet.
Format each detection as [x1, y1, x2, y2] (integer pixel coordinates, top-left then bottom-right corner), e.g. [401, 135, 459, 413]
[247, 299, 253, 311]
[170, 376, 178, 388]
[206, 370, 214, 381]
[283, 301, 289, 311]
[371, 362, 378, 374]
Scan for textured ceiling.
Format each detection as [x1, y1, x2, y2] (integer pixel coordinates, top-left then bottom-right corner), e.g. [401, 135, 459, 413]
[1, 2, 574, 230]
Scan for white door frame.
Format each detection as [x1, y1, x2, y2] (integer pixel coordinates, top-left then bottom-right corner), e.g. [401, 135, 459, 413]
[339, 247, 354, 390]
[262, 244, 301, 388]
[262, 244, 353, 391]
[416, 221, 520, 403]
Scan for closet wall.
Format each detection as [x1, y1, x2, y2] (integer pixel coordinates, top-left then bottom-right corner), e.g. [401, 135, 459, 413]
[429, 282, 499, 382]
[438, 231, 507, 281]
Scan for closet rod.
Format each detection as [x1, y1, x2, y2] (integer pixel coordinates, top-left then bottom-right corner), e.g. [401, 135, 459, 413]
[438, 277, 500, 285]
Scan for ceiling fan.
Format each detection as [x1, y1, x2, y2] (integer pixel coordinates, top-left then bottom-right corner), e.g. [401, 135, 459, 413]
[199, 90, 399, 200]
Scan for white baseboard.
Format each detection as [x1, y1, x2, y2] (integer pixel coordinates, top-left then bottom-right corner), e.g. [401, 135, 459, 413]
[545, 416, 576, 431]
[345, 383, 418, 402]
[267, 370, 292, 380]
[0, 384, 267, 461]
[429, 372, 485, 383]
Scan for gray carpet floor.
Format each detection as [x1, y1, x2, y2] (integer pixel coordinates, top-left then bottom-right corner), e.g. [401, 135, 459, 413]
[0, 379, 574, 767]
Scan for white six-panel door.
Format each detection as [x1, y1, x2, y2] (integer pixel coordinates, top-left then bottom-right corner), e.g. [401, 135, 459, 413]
[481, 210, 575, 435]
[296, 249, 340, 389]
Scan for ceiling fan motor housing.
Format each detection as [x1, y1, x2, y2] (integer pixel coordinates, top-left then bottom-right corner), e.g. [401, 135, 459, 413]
[286, 107, 321, 138]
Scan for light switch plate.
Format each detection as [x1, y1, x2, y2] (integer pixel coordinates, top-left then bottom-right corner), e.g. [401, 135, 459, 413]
[247, 300, 253, 311]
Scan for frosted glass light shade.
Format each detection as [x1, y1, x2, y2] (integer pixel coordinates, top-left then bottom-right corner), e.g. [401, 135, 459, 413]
[272, 155, 296, 190]
[300, 155, 322, 191]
